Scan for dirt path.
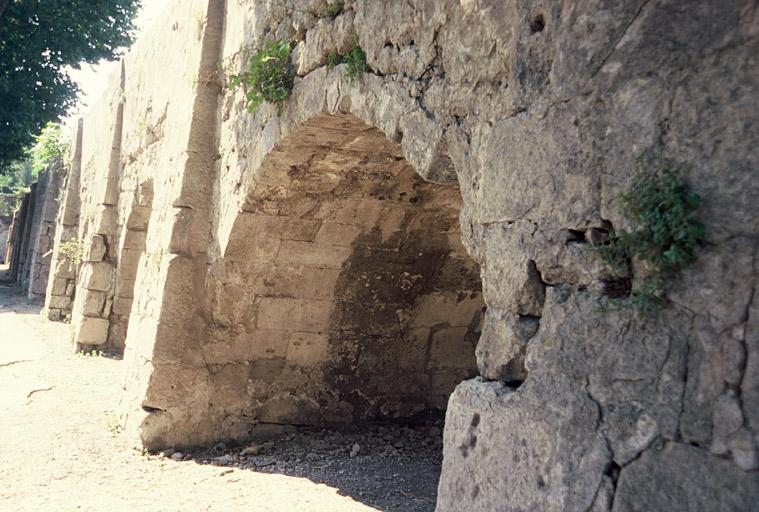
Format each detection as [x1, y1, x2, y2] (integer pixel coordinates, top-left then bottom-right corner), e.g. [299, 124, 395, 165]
[0, 285, 441, 512]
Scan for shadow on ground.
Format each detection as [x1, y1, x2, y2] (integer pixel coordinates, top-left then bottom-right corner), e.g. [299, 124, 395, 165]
[174, 425, 444, 512]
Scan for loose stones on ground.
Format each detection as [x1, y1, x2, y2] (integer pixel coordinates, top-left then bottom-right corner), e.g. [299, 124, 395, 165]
[170, 424, 444, 512]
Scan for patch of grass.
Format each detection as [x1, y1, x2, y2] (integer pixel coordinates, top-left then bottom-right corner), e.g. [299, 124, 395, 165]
[106, 412, 123, 435]
[230, 39, 294, 115]
[77, 349, 104, 358]
[592, 166, 704, 313]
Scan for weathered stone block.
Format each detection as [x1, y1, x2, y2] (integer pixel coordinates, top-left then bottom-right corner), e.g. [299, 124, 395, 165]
[126, 206, 152, 231]
[82, 290, 106, 317]
[83, 234, 107, 262]
[411, 291, 484, 328]
[257, 297, 333, 332]
[428, 327, 475, 370]
[79, 262, 113, 292]
[276, 241, 352, 269]
[286, 332, 328, 366]
[437, 377, 609, 512]
[75, 316, 110, 346]
[475, 309, 539, 382]
[47, 295, 72, 309]
[112, 296, 134, 316]
[613, 443, 759, 511]
[315, 222, 362, 247]
[49, 277, 68, 295]
[122, 230, 147, 251]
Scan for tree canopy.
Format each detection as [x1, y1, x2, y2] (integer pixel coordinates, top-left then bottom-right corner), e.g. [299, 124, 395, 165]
[0, 0, 141, 172]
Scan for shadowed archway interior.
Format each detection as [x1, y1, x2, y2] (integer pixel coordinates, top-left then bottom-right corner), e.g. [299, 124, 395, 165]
[205, 114, 484, 434]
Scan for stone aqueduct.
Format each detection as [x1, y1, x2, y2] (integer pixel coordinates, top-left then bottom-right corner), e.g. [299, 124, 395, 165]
[3, 0, 758, 510]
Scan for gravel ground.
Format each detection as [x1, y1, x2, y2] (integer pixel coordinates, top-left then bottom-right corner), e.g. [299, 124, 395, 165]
[0, 282, 444, 512]
[182, 424, 444, 512]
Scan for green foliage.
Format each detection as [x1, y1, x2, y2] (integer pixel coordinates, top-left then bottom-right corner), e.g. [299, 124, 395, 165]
[327, 50, 341, 70]
[342, 34, 367, 83]
[0, 160, 34, 195]
[29, 123, 67, 173]
[0, 194, 18, 216]
[593, 167, 704, 312]
[230, 40, 294, 115]
[77, 349, 104, 358]
[0, 0, 141, 171]
[327, 35, 367, 83]
[58, 237, 83, 264]
[321, 1, 344, 18]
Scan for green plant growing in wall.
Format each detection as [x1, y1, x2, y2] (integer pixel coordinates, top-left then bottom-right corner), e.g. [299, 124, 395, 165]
[327, 49, 341, 70]
[326, 34, 367, 84]
[342, 34, 367, 83]
[321, 1, 344, 18]
[230, 40, 295, 115]
[58, 237, 83, 264]
[592, 166, 705, 313]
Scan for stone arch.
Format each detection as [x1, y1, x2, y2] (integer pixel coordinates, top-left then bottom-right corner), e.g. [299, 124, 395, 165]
[109, 180, 154, 348]
[206, 112, 484, 435]
[127, 67, 483, 450]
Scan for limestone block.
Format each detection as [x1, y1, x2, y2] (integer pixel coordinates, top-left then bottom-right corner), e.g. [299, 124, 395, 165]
[467, 101, 600, 227]
[204, 330, 252, 365]
[612, 443, 759, 512]
[410, 291, 484, 328]
[52, 258, 76, 279]
[126, 206, 152, 231]
[93, 205, 118, 236]
[286, 332, 328, 366]
[276, 240, 352, 269]
[247, 329, 292, 360]
[320, 198, 384, 229]
[315, 222, 362, 247]
[482, 246, 545, 316]
[428, 327, 475, 370]
[399, 110, 454, 184]
[122, 230, 147, 251]
[79, 262, 113, 292]
[257, 297, 333, 332]
[669, 241, 755, 331]
[75, 316, 110, 346]
[475, 309, 539, 382]
[83, 234, 107, 262]
[107, 320, 127, 347]
[47, 295, 72, 309]
[293, 11, 354, 75]
[437, 377, 609, 512]
[259, 395, 319, 425]
[50, 277, 68, 295]
[82, 290, 107, 317]
[112, 296, 134, 316]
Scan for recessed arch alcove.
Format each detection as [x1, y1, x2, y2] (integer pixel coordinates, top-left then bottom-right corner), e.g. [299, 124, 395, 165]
[205, 113, 485, 432]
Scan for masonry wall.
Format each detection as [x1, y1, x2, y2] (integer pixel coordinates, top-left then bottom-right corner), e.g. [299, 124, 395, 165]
[27, 164, 63, 300]
[3, 164, 61, 297]
[47, 1, 759, 511]
[44, 121, 83, 321]
[0, 215, 11, 264]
